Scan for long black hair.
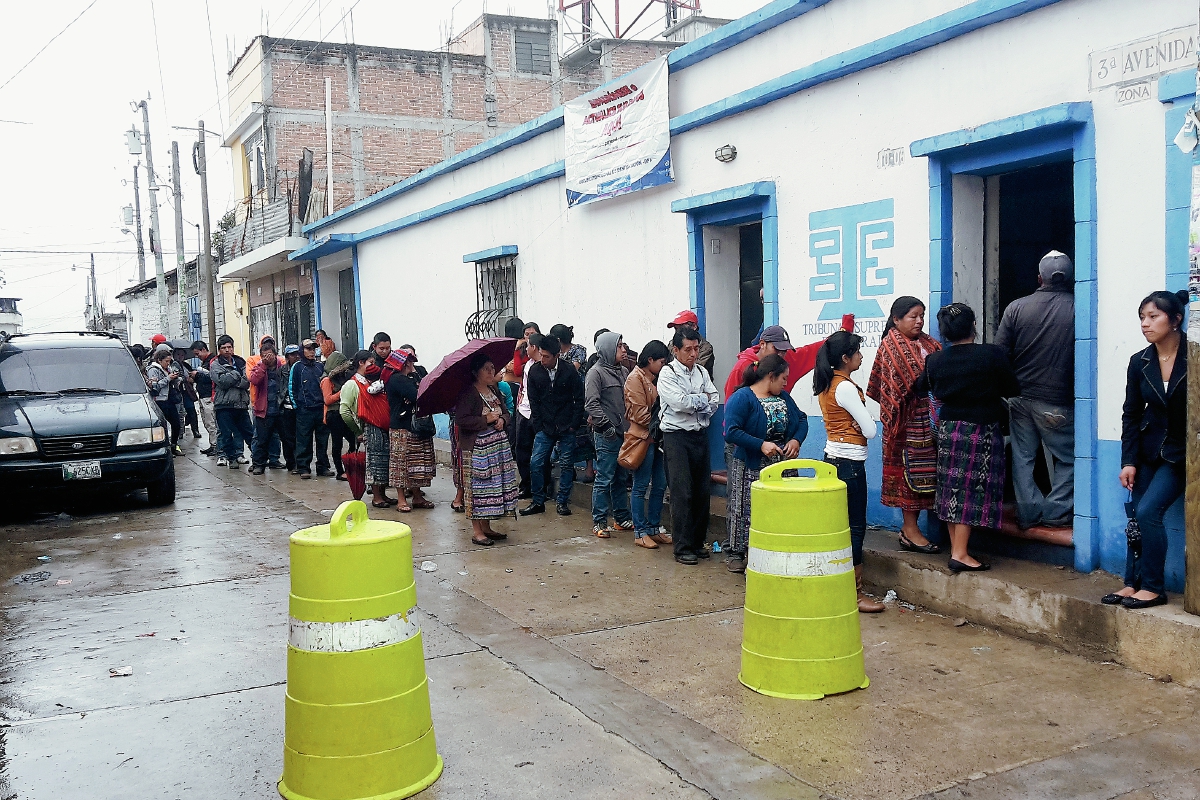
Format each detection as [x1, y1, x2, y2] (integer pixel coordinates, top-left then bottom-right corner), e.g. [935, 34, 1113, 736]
[741, 353, 788, 388]
[813, 331, 863, 396]
[1139, 290, 1190, 329]
[883, 296, 926, 336]
[937, 302, 976, 342]
[637, 340, 671, 368]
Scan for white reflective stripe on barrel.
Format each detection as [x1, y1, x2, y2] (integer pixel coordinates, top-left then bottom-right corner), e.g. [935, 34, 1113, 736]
[747, 546, 854, 577]
[289, 607, 420, 653]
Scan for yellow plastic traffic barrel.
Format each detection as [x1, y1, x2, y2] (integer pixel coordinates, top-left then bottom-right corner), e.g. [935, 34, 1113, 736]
[280, 500, 443, 800]
[739, 459, 869, 700]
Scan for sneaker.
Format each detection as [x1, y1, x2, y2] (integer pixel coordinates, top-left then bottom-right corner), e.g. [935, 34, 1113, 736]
[216, 456, 228, 467]
[191, 430, 201, 438]
[611, 520, 635, 531]
[726, 556, 747, 574]
[697, 546, 711, 559]
[236, 456, 249, 465]
[316, 469, 334, 478]
[172, 446, 184, 457]
[519, 503, 546, 516]
[267, 462, 287, 470]
[229, 461, 241, 470]
[249, 466, 265, 475]
[593, 523, 611, 538]
[200, 447, 215, 456]
[299, 471, 312, 480]
[675, 553, 699, 565]
[556, 504, 572, 516]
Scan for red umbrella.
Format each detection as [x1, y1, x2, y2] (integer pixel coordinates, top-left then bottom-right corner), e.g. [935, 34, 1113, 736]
[416, 338, 517, 416]
[341, 450, 367, 500]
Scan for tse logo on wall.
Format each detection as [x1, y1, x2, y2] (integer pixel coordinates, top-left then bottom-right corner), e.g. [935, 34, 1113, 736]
[808, 199, 895, 320]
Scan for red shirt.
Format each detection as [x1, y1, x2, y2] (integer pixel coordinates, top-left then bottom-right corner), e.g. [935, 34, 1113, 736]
[513, 346, 530, 385]
[722, 314, 855, 401]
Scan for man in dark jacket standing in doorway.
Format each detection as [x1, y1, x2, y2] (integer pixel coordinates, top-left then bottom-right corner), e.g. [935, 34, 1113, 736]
[520, 335, 585, 517]
[994, 250, 1075, 530]
[290, 339, 332, 478]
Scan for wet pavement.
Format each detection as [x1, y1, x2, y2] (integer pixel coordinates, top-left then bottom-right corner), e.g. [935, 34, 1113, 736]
[0, 439, 1197, 799]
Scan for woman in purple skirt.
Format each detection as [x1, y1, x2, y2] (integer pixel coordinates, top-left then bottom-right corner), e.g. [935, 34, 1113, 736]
[917, 303, 1020, 573]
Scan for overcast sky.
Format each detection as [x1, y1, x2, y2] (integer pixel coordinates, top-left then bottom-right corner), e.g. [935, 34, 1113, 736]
[0, 0, 763, 336]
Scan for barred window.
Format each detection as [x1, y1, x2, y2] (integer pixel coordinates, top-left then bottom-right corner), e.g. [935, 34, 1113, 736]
[464, 255, 517, 339]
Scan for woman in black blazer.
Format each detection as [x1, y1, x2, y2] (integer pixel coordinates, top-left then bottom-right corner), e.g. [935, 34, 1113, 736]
[1109, 290, 1189, 609]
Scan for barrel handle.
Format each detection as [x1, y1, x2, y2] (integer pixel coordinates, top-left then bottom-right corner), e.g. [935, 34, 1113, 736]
[757, 458, 837, 483]
[329, 500, 368, 539]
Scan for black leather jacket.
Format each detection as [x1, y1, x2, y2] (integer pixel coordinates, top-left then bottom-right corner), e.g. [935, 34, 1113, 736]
[1121, 333, 1188, 467]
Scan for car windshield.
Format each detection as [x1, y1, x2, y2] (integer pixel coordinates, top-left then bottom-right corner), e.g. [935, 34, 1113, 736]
[0, 347, 148, 395]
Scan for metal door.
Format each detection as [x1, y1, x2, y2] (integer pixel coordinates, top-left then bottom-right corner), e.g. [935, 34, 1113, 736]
[338, 268, 359, 353]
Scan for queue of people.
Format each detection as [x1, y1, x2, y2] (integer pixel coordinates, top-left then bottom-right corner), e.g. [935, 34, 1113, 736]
[132, 253, 1187, 608]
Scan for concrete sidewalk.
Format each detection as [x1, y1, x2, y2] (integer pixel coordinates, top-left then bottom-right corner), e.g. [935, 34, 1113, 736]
[0, 449, 1196, 799]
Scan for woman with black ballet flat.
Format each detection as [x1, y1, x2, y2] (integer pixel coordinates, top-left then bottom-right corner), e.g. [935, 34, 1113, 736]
[1104, 290, 1189, 611]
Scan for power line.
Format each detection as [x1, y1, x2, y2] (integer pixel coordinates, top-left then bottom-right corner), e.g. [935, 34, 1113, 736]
[0, 0, 102, 94]
[203, 0, 225, 124]
[148, 0, 170, 120]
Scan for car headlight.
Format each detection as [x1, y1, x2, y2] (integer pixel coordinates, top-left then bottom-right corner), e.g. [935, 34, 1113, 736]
[0, 436, 38, 456]
[117, 427, 166, 447]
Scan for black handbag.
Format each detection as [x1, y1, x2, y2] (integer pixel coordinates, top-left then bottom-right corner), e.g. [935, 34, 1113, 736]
[411, 415, 437, 439]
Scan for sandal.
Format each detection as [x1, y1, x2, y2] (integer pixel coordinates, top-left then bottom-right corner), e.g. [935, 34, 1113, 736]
[635, 536, 658, 549]
[371, 501, 391, 509]
[411, 498, 435, 509]
[395, 503, 412, 513]
[471, 536, 494, 546]
[485, 531, 508, 541]
[650, 532, 673, 545]
[451, 501, 465, 513]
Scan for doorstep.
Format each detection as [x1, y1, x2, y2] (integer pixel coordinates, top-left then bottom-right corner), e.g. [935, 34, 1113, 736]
[864, 530, 1200, 689]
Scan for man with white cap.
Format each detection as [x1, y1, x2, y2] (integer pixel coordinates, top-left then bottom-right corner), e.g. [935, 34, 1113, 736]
[994, 250, 1075, 530]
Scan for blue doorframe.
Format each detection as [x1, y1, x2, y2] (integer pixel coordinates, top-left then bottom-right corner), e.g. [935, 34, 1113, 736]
[671, 182, 779, 472]
[911, 102, 1099, 574]
[671, 181, 779, 335]
[1159, 69, 1195, 295]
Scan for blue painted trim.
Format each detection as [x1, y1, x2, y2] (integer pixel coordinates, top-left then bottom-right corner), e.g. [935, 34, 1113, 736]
[912, 102, 1099, 574]
[463, 245, 518, 263]
[666, 0, 833, 71]
[671, 0, 1064, 137]
[306, 0, 1060, 236]
[671, 182, 778, 334]
[1158, 68, 1197, 104]
[910, 102, 1091, 157]
[290, 163, 565, 261]
[312, 264, 322, 330]
[351, 245, 364, 347]
[304, 109, 565, 234]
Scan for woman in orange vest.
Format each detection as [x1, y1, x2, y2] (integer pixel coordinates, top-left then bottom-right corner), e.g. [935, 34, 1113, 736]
[815, 331, 884, 613]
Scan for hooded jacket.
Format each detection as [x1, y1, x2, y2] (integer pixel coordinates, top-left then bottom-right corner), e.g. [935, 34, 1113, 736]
[245, 336, 275, 408]
[584, 332, 629, 436]
[249, 355, 287, 418]
[211, 354, 250, 409]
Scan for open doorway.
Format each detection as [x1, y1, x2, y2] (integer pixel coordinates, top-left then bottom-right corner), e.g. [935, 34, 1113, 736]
[952, 158, 1075, 558]
[702, 222, 765, 383]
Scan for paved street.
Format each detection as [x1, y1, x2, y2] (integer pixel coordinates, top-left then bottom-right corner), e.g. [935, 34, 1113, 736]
[1, 447, 1198, 800]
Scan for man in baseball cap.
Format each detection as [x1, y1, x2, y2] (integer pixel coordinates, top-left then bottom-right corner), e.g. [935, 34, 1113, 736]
[993, 249, 1075, 530]
[666, 310, 715, 378]
[721, 315, 855, 401]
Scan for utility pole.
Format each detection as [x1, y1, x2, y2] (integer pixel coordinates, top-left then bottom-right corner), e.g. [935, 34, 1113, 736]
[171, 141, 188, 339]
[194, 120, 217, 344]
[89, 253, 100, 330]
[132, 165, 147, 283]
[136, 98, 169, 337]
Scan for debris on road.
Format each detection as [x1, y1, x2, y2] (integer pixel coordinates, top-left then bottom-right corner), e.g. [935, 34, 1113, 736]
[883, 590, 897, 603]
[515, 761, 533, 768]
[37, 556, 51, 562]
[711, 541, 722, 553]
[108, 666, 133, 677]
[458, 571, 469, 576]
[954, 618, 968, 627]
[13, 571, 51, 585]
[112, 534, 123, 540]
[55, 579, 71, 586]
[420, 561, 438, 572]
[136, 632, 156, 638]
[505, 568, 514, 573]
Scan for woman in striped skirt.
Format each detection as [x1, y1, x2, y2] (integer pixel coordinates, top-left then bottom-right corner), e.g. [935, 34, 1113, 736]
[453, 353, 520, 546]
[916, 303, 1020, 573]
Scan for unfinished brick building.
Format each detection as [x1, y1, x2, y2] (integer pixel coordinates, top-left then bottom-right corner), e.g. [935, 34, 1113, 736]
[216, 14, 679, 354]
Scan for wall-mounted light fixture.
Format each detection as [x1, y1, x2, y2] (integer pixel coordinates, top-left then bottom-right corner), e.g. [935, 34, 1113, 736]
[714, 144, 737, 163]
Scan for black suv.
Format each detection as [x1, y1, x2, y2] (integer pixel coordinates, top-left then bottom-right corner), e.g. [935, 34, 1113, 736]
[0, 332, 175, 505]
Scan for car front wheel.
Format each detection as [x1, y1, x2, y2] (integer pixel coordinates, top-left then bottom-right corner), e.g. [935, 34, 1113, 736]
[146, 458, 176, 506]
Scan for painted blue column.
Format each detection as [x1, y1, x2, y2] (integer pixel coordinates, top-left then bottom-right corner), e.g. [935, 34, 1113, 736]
[686, 216, 706, 336]
[311, 262, 322, 331]
[351, 245, 365, 347]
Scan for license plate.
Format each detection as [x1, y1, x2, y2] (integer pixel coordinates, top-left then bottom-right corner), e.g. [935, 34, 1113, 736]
[62, 460, 101, 481]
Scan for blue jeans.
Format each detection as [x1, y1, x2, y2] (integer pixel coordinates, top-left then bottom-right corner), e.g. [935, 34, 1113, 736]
[531, 430, 576, 506]
[1008, 397, 1074, 528]
[592, 432, 631, 525]
[826, 455, 868, 565]
[631, 443, 666, 537]
[1124, 459, 1184, 596]
[215, 408, 254, 461]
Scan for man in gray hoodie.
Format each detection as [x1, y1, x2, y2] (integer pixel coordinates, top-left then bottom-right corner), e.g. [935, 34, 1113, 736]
[584, 331, 634, 537]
